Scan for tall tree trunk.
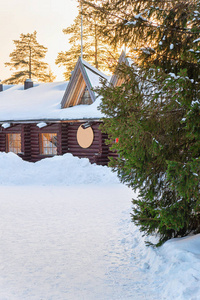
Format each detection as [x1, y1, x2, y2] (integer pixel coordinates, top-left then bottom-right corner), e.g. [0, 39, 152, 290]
[94, 23, 98, 69]
[29, 47, 32, 79]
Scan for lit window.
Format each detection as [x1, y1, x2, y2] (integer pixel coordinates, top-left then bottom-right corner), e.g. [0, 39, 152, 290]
[40, 133, 57, 155]
[7, 133, 21, 154]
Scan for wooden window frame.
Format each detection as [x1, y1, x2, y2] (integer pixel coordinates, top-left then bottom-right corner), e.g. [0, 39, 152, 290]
[7, 133, 22, 154]
[40, 133, 58, 156]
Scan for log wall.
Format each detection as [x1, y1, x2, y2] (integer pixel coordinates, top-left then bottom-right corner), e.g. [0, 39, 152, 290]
[0, 130, 6, 153]
[30, 123, 62, 162]
[0, 121, 115, 166]
[67, 122, 101, 163]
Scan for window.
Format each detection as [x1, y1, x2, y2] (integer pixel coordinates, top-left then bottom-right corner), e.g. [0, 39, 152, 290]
[7, 133, 21, 154]
[79, 87, 92, 105]
[40, 133, 57, 155]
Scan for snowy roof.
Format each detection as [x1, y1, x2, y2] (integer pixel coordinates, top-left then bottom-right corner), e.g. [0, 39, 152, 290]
[1, 84, 16, 91]
[0, 61, 109, 123]
[110, 50, 132, 87]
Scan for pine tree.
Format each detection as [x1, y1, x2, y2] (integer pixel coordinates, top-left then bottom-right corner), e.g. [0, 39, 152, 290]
[55, 3, 120, 80]
[4, 31, 53, 84]
[86, 0, 200, 245]
[84, 0, 200, 76]
[46, 67, 56, 82]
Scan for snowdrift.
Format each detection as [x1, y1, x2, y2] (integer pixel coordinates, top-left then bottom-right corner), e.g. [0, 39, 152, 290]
[0, 152, 119, 186]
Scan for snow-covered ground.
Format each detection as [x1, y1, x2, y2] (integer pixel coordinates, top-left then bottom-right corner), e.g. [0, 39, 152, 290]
[0, 152, 200, 300]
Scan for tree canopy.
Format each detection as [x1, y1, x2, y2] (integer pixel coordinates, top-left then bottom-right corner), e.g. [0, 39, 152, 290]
[56, 3, 120, 80]
[4, 31, 54, 84]
[83, 0, 200, 77]
[85, 0, 200, 245]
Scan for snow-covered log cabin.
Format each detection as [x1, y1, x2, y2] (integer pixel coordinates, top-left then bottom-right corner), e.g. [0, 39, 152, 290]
[0, 58, 116, 165]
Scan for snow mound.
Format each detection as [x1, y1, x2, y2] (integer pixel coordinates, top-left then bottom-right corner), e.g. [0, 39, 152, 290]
[162, 233, 200, 255]
[0, 152, 119, 186]
[156, 235, 200, 299]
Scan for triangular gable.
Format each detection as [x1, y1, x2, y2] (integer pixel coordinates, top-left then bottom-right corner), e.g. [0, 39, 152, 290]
[61, 58, 108, 109]
[110, 50, 131, 87]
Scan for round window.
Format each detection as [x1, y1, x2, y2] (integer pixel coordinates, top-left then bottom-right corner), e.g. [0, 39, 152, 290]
[77, 124, 94, 148]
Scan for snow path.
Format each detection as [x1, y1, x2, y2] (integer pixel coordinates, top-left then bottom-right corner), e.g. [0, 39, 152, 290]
[0, 153, 200, 299]
[0, 185, 160, 300]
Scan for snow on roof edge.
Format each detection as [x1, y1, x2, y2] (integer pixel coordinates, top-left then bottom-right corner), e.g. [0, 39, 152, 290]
[82, 59, 110, 81]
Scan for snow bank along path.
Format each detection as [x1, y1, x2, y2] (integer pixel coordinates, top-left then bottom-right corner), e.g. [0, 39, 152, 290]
[0, 152, 200, 300]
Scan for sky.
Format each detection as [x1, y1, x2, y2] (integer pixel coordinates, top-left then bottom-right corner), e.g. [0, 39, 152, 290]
[0, 0, 79, 82]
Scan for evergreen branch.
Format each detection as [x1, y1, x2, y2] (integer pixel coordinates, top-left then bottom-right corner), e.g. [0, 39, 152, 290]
[83, 0, 200, 35]
[131, 216, 159, 222]
[83, 0, 128, 21]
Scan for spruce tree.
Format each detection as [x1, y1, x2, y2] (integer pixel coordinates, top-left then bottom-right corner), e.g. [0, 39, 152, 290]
[56, 3, 120, 80]
[4, 31, 53, 84]
[85, 0, 200, 245]
[84, 0, 200, 78]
